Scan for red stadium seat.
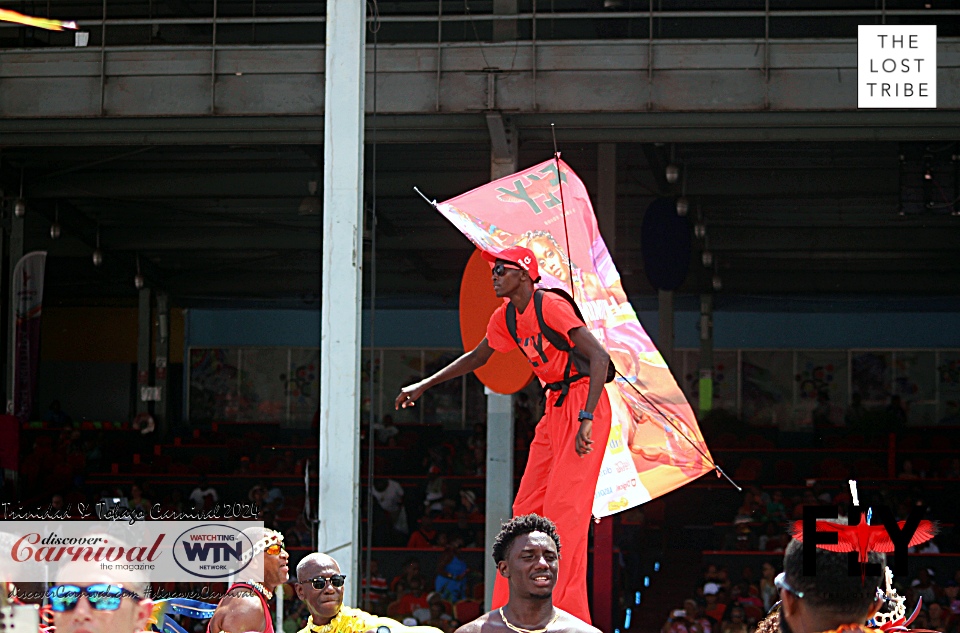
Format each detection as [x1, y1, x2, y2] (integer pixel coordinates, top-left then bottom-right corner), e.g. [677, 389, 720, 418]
[454, 599, 483, 623]
[773, 459, 798, 484]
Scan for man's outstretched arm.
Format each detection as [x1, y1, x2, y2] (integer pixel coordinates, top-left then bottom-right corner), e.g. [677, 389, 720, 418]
[395, 338, 495, 410]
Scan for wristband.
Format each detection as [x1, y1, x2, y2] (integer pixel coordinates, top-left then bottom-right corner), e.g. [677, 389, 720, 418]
[578, 410, 594, 421]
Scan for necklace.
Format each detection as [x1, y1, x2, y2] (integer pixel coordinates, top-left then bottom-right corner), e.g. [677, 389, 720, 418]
[305, 610, 369, 633]
[307, 614, 339, 633]
[499, 607, 559, 633]
[245, 580, 273, 601]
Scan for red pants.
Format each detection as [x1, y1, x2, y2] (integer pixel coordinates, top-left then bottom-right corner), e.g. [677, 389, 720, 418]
[492, 380, 612, 624]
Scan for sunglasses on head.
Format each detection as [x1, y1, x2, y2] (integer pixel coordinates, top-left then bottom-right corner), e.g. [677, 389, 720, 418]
[492, 263, 522, 276]
[301, 574, 346, 590]
[48, 584, 141, 612]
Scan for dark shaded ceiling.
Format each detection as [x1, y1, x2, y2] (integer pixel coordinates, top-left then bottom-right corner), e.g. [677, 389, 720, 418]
[2, 139, 958, 308]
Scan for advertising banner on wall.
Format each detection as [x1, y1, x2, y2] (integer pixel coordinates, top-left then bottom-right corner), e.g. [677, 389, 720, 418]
[11, 251, 47, 425]
[434, 158, 714, 517]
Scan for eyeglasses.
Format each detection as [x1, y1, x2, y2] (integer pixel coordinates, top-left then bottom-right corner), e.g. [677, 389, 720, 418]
[48, 584, 141, 612]
[774, 572, 805, 599]
[492, 263, 522, 276]
[264, 543, 286, 556]
[301, 574, 346, 590]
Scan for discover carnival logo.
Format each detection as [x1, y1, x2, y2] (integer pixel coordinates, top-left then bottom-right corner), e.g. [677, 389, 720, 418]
[0, 520, 263, 583]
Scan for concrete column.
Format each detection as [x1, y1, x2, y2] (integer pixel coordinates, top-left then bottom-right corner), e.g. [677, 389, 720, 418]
[596, 144, 617, 254]
[484, 389, 513, 605]
[319, 0, 365, 606]
[699, 293, 714, 414]
[484, 127, 518, 608]
[658, 289, 674, 374]
[5, 213, 22, 414]
[136, 288, 151, 415]
[155, 293, 170, 434]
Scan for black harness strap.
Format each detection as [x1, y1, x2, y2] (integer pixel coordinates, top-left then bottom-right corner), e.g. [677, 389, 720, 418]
[505, 288, 605, 407]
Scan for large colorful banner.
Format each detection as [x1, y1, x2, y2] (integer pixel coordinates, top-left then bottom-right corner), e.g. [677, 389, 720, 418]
[12, 251, 46, 425]
[436, 158, 714, 517]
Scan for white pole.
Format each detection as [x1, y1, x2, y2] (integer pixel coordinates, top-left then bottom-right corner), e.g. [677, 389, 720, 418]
[319, 0, 366, 607]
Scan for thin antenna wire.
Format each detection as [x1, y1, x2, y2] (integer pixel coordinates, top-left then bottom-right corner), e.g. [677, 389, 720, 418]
[364, 0, 380, 613]
[550, 123, 575, 300]
[614, 366, 739, 491]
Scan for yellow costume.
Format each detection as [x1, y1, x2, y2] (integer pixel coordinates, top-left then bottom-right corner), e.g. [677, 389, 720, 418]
[297, 607, 444, 633]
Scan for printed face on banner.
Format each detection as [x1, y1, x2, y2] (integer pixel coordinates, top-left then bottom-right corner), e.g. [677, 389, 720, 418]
[436, 158, 715, 516]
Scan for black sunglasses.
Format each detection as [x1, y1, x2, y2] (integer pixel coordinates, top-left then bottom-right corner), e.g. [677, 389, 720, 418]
[48, 584, 141, 612]
[301, 574, 346, 590]
[492, 263, 522, 276]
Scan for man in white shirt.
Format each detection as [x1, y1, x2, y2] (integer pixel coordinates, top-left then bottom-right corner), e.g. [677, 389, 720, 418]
[189, 475, 218, 509]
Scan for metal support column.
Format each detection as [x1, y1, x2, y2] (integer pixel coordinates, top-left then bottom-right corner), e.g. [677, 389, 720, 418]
[6, 213, 23, 414]
[593, 142, 617, 631]
[593, 519, 614, 632]
[155, 293, 170, 434]
[596, 143, 617, 254]
[484, 389, 513, 606]
[136, 288, 151, 416]
[484, 118, 518, 608]
[699, 293, 714, 414]
[658, 289, 674, 375]
[319, 0, 365, 606]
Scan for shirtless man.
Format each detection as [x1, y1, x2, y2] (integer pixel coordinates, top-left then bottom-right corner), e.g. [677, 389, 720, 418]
[208, 527, 289, 633]
[455, 514, 599, 633]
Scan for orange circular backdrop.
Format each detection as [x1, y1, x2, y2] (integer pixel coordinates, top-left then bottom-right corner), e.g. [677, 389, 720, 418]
[459, 249, 533, 394]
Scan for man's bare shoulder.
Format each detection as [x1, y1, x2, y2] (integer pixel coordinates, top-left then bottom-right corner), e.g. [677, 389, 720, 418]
[552, 608, 602, 633]
[209, 591, 266, 633]
[454, 610, 498, 633]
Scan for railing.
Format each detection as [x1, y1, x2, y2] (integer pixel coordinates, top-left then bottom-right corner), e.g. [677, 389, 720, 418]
[2, 3, 959, 50]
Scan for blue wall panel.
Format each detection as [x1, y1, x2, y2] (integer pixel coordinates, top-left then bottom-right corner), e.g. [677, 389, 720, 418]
[186, 308, 960, 351]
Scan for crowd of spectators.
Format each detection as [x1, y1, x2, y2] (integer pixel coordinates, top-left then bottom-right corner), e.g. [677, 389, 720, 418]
[10, 401, 960, 633]
[663, 561, 960, 633]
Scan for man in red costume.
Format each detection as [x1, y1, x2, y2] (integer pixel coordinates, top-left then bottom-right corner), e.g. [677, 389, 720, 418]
[396, 245, 611, 624]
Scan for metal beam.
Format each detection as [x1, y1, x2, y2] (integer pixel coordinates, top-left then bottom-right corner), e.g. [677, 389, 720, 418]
[2, 110, 960, 146]
[1, 40, 957, 118]
[97, 228, 321, 251]
[704, 226, 960, 252]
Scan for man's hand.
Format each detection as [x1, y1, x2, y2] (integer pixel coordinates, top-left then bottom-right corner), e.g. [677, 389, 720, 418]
[393, 339, 495, 412]
[576, 418, 594, 456]
[395, 382, 426, 409]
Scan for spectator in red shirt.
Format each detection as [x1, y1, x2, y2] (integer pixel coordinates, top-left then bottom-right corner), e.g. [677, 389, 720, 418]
[407, 516, 439, 548]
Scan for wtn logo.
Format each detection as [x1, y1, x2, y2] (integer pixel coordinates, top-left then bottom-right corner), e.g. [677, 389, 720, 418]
[181, 541, 243, 563]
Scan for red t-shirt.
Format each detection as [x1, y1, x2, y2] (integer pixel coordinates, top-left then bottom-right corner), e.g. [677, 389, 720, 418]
[485, 292, 585, 384]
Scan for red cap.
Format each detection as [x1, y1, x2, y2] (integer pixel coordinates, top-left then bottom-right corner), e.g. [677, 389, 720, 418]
[481, 246, 540, 282]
